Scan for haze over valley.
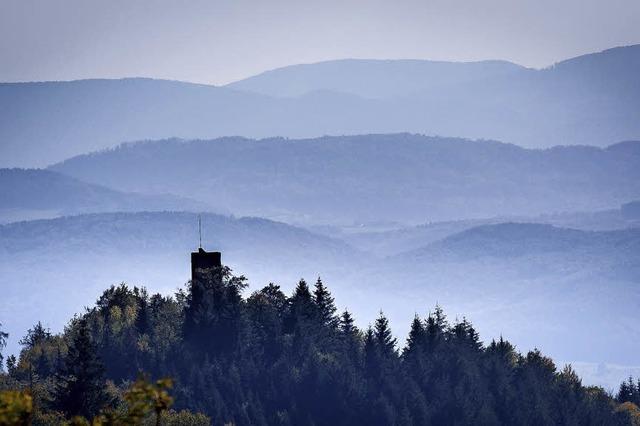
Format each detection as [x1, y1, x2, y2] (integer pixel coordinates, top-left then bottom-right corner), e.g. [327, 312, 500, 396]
[2, 43, 640, 395]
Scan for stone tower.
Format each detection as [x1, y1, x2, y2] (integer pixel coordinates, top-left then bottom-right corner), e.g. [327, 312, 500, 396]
[190, 247, 222, 282]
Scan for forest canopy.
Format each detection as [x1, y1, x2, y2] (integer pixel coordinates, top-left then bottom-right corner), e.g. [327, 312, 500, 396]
[1, 266, 639, 425]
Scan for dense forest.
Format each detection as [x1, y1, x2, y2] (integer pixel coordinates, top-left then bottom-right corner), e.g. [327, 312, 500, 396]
[1, 266, 640, 425]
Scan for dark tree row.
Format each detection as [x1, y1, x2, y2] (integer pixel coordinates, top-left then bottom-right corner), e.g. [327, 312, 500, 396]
[2, 266, 640, 425]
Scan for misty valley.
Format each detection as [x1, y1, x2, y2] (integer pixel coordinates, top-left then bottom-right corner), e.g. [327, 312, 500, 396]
[1, 43, 640, 425]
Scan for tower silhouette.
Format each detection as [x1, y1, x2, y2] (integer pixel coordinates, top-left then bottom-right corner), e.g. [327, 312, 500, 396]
[191, 248, 222, 282]
[191, 215, 222, 282]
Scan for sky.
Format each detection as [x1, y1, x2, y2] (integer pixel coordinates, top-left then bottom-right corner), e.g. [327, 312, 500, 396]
[1, 0, 639, 85]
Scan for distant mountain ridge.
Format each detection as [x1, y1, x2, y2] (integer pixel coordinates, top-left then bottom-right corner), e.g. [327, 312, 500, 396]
[402, 222, 640, 260]
[0, 168, 213, 223]
[370, 222, 640, 372]
[323, 203, 640, 256]
[49, 134, 640, 225]
[226, 58, 526, 98]
[2, 45, 640, 167]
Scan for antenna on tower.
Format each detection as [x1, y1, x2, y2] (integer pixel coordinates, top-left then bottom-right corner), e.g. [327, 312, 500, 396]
[198, 214, 202, 249]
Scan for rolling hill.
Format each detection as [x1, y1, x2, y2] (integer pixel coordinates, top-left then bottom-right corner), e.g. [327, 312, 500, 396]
[2, 45, 640, 167]
[50, 135, 640, 225]
[0, 168, 213, 223]
[331, 201, 640, 255]
[362, 223, 640, 388]
[226, 59, 525, 99]
[0, 211, 361, 357]
[2, 214, 639, 388]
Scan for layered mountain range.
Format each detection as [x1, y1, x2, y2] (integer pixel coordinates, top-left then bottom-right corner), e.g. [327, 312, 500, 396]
[49, 135, 640, 224]
[2, 45, 639, 167]
[2, 44, 640, 389]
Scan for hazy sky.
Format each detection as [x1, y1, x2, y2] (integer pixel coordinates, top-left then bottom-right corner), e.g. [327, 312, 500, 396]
[1, 0, 639, 85]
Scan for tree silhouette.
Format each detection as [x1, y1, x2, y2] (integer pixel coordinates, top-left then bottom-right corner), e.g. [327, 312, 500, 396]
[54, 319, 109, 419]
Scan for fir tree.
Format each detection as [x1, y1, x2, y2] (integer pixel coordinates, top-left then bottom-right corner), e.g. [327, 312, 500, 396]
[313, 277, 338, 330]
[0, 323, 7, 371]
[425, 305, 448, 351]
[404, 314, 426, 358]
[617, 376, 640, 405]
[54, 318, 110, 419]
[339, 310, 357, 336]
[363, 326, 379, 377]
[183, 265, 247, 354]
[339, 310, 361, 364]
[374, 312, 397, 358]
[285, 279, 316, 333]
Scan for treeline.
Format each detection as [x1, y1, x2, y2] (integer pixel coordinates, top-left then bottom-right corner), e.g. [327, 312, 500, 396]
[2, 266, 640, 425]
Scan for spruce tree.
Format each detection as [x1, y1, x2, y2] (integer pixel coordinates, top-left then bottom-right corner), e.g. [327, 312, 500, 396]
[313, 277, 338, 330]
[339, 310, 361, 363]
[617, 376, 640, 405]
[374, 312, 397, 358]
[425, 305, 448, 351]
[363, 326, 378, 376]
[54, 318, 110, 419]
[183, 266, 247, 354]
[0, 323, 7, 371]
[285, 279, 315, 333]
[404, 314, 426, 358]
[340, 310, 356, 336]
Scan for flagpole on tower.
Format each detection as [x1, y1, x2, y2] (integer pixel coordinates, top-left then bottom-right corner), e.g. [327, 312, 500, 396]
[198, 214, 202, 249]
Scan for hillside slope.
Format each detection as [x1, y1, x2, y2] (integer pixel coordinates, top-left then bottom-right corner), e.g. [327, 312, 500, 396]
[367, 223, 640, 371]
[333, 201, 640, 255]
[226, 59, 526, 98]
[0, 211, 360, 356]
[2, 216, 639, 388]
[0, 168, 212, 223]
[50, 135, 640, 225]
[2, 45, 640, 167]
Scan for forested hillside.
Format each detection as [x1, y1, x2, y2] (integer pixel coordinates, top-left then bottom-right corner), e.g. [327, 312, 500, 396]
[2, 269, 640, 425]
[0, 169, 212, 223]
[50, 135, 640, 224]
[0, 212, 360, 358]
[2, 214, 640, 390]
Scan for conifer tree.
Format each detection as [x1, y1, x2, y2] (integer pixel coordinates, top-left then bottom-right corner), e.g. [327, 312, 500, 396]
[618, 376, 640, 405]
[339, 310, 356, 336]
[404, 314, 426, 358]
[374, 312, 397, 358]
[0, 324, 7, 371]
[134, 287, 150, 335]
[285, 279, 316, 333]
[363, 326, 379, 378]
[339, 310, 361, 364]
[425, 305, 448, 351]
[183, 266, 247, 354]
[313, 278, 338, 330]
[54, 319, 109, 419]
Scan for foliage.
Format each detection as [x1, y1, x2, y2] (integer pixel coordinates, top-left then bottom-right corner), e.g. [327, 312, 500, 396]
[1, 266, 636, 425]
[53, 319, 110, 419]
[0, 324, 8, 372]
[0, 390, 32, 425]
